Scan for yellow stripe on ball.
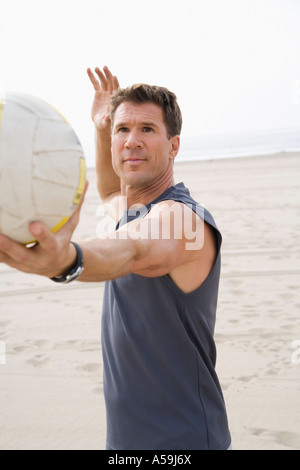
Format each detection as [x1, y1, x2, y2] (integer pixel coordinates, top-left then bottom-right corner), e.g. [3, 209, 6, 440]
[73, 158, 86, 205]
[51, 216, 70, 233]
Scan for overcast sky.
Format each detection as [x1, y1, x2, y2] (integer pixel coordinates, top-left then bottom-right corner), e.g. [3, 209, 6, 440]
[1, 0, 300, 147]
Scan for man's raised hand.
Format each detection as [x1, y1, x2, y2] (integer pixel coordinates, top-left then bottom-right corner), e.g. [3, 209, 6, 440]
[87, 66, 120, 131]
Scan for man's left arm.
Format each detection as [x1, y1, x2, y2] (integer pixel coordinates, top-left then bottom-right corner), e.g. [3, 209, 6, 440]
[76, 201, 208, 283]
[0, 201, 211, 284]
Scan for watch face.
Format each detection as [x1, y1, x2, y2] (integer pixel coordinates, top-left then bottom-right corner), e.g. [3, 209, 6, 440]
[66, 266, 85, 283]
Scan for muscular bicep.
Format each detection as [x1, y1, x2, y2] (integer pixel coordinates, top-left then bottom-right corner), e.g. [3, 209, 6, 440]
[79, 200, 216, 288]
[121, 201, 207, 278]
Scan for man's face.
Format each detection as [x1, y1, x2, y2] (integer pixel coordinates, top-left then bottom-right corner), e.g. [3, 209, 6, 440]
[111, 101, 179, 187]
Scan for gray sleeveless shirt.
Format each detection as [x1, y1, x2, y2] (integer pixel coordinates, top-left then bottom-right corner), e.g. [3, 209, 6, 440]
[102, 183, 231, 450]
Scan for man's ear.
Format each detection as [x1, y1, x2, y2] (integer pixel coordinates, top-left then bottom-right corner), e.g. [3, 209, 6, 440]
[169, 135, 180, 160]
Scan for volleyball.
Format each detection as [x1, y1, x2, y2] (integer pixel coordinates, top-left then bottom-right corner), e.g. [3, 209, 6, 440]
[0, 92, 86, 244]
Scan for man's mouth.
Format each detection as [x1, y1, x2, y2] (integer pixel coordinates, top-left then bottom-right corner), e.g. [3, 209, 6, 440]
[123, 157, 147, 164]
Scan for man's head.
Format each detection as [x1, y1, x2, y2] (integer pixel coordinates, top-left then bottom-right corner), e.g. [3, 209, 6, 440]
[110, 84, 182, 139]
[110, 84, 182, 189]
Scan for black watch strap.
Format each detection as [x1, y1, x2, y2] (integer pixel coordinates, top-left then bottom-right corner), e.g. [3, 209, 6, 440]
[51, 242, 84, 284]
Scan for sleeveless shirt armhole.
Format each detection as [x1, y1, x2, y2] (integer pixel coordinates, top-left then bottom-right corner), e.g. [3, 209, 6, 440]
[161, 250, 221, 299]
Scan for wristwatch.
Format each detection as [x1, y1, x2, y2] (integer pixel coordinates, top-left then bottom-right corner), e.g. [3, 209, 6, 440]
[51, 242, 84, 284]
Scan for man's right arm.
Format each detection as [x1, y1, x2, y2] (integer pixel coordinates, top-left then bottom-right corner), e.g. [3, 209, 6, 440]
[87, 66, 121, 201]
[94, 126, 120, 201]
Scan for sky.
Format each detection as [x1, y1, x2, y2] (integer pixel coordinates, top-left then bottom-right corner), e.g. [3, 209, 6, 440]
[1, 0, 300, 148]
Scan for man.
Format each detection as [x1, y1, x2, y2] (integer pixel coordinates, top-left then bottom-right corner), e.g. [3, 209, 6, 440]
[0, 67, 231, 450]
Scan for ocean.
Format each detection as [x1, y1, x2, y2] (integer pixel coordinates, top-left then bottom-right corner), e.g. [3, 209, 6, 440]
[83, 127, 300, 167]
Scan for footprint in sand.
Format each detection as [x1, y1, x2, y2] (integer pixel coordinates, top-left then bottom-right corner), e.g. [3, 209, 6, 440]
[250, 428, 300, 450]
[79, 363, 101, 373]
[32, 339, 54, 350]
[27, 354, 55, 370]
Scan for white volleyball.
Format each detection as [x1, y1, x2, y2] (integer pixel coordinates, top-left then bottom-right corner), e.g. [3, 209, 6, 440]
[0, 92, 86, 244]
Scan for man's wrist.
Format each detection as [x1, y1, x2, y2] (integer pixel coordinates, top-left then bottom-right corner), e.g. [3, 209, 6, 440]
[51, 242, 84, 284]
[95, 123, 111, 138]
[55, 243, 77, 278]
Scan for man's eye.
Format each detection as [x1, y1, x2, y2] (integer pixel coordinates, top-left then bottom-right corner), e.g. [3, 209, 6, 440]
[118, 127, 129, 132]
[143, 127, 153, 133]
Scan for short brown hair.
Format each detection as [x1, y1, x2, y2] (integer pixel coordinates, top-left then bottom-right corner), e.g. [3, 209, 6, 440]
[110, 84, 182, 138]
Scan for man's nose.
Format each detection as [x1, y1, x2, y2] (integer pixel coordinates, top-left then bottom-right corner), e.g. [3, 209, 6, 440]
[125, 131, 143, 149]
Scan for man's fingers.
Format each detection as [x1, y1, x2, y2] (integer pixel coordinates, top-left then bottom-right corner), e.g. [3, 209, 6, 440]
[113, 75, 120, 90]
[87, 68, 101, 91]
[103, 66, 115, 93]
[95, 67, 108, 92]
[29, 222, 57, 251]
[103, 66, 120, 92]
[0, 250, 13, 266]
[93, 66, 119, 93]
[0, 234, 31, 265]
[0, 181, 89, 275]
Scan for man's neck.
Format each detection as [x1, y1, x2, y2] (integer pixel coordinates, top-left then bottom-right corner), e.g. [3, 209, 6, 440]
[121, 172, 175, 209]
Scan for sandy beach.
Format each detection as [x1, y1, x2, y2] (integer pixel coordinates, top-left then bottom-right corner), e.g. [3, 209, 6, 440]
[0, 151, 300, 450]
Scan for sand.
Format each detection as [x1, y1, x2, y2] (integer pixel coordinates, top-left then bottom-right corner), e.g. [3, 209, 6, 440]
[0, 152, 299, 450]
